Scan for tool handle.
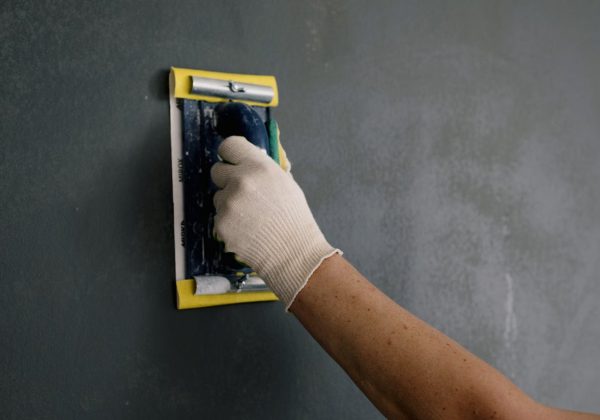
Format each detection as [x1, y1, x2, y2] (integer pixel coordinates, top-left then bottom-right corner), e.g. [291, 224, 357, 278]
[214, 102, 269, 151]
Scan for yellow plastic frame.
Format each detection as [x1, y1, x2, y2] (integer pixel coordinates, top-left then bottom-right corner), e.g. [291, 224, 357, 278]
[176, 279, 278, 310]
[170, 67, 279, 107]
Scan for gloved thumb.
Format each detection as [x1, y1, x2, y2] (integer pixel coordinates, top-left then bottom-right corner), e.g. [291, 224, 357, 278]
[217, 136, 264, 164]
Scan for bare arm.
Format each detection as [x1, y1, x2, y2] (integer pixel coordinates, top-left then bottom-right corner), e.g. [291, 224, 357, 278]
[211, 138, 598, 419]
[290, 254, 599, 420]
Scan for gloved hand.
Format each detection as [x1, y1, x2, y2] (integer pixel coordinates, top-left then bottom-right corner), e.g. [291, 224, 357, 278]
[211, 136, 341, 309]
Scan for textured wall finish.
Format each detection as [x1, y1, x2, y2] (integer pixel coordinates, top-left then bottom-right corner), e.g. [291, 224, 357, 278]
[1, 1, 599, 418]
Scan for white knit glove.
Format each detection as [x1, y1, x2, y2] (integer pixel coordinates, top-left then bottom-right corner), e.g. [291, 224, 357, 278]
[211, 136, 341, 309]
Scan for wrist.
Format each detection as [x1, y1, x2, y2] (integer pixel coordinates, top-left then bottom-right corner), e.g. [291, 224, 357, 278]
[268, 244, 341, 310]
[249, 223, 341, 309]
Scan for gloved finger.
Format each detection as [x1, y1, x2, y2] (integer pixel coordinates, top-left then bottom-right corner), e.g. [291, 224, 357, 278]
[233, 254, 249, 265]
[213, 212, 229, 242]
[212, 213, 221, 241]
[210, 162, 236, 188]
[213, 189, 226, 211]
[217, 136, 263, 165]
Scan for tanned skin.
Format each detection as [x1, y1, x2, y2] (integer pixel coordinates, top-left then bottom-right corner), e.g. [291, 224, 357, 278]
[290, 254, 599, 420]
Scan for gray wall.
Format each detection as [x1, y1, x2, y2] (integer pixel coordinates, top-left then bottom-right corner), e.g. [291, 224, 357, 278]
[1, 0, 599, 418]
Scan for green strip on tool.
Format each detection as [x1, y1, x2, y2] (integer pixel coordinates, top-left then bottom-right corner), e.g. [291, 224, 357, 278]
[267, 119, 280, 164]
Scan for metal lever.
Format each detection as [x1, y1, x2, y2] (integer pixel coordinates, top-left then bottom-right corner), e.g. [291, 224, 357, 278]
[190, 76, 274, 104]
[228, 81, 245, 93]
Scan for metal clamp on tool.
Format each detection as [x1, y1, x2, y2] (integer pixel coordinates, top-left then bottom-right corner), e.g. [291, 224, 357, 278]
[190, 76, 275, 104]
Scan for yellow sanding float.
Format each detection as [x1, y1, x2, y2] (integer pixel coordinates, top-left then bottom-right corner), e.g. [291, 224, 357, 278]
[169, 67, 287, 309]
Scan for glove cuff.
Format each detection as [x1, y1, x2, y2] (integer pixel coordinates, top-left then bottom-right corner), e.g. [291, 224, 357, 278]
[244, 213, 342, 309]
[270, 243, 342, 311]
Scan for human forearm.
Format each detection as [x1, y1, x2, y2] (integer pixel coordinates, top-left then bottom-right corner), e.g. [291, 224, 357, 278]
[211, 137, 599, 419]
[290, 254, 550, 419]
